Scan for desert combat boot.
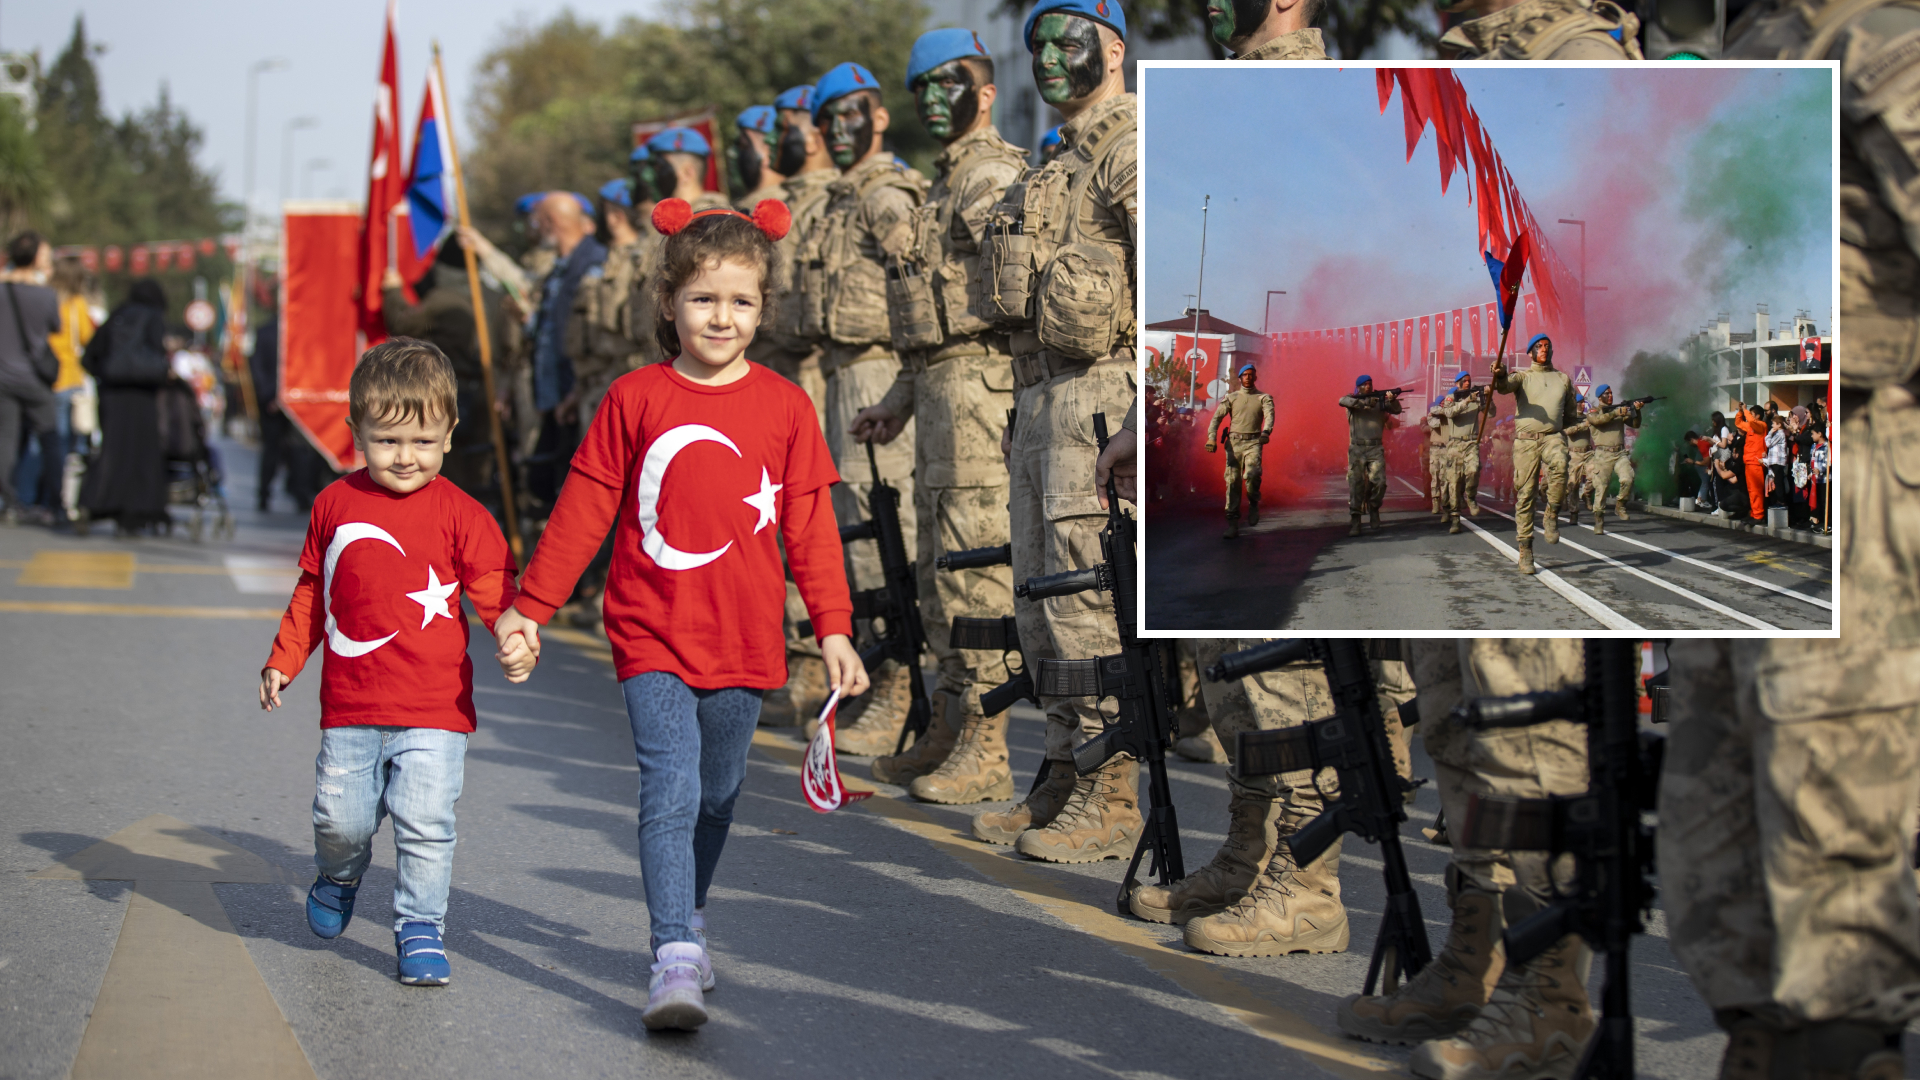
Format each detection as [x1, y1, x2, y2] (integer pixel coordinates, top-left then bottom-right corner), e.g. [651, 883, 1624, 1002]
[910, 710, 1014, 804]
[1129, 793, 1281, 924]
[871, 690, 959, 785]
[1183, 833, 1349, 957]
[972, 760, 1077, 844]
[1339, 887, 1505, 1044]
[1542, 504, 1561, 544]
[1014, 759, 1143, 863]
[1409, 935, 1594, 1080]
[834, 662, 915, 756]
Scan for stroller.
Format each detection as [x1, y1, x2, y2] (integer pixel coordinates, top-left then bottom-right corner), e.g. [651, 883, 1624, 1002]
[156, 377, 235, 542]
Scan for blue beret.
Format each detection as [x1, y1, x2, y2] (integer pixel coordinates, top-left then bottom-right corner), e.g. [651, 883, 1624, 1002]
[907, 28, 992, 88]
[1023, 0, 1127, 49]
[515, 192, 544, 216]
[571, 192, 595, 218]
[736, 105, 776, 135]
[1526, 333, 1552, 352]
[1356, 374, 1373, 387]
[598, 179, 632, 208]
[629, 143, 650, 163]
[813, 62, 882, 118]
[1595, 383, 1612, 397]
[1237, 364, 1255, 376]
[774, 84, 816, 113]
[646, 127, 710, 157]
[1454, 369, 1471, 381]
[1040, 125, 1064, 149]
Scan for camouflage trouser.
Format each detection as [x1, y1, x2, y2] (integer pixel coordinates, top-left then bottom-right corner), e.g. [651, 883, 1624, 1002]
[1223, 434, 1264, 520]
[1408, 639, 1587, 915]
[1347, 442, 1385, 514]
[1659, 639, 1920, 1028]
[1443, 440, 1478, 516]
[1425, 444, 1448, 503]
[1511, 433, 1568, 544]
[1567, 448, 1591, 504]
[825, 351, 916, 599]
[1008, 359, 1134, 762]
[1588, 447, 1634, 512]
[912, 352, 1016, 714]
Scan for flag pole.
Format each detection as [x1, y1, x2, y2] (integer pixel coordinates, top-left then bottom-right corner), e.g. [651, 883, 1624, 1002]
[434, 43, 523, 561]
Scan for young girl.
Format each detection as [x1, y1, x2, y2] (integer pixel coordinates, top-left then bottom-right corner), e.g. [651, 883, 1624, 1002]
[492, 198, 867, 1032]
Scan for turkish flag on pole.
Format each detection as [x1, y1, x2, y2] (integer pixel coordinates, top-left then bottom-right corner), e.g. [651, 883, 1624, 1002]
[355, 0, 405, 351]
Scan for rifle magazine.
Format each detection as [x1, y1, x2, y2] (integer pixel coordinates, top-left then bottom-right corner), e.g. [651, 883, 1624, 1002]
[1036, 657, 1104, 698]
[950, 615, 1019, 652]
[1234, 726, 1319, 778]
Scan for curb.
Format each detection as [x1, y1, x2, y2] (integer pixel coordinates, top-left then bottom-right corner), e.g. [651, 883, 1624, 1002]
[1630, 501, 1832, 550]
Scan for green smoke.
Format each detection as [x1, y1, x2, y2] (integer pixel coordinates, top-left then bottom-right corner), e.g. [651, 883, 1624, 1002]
[1679, 76, 1832, 296]
[1623, 344, 1716, 499]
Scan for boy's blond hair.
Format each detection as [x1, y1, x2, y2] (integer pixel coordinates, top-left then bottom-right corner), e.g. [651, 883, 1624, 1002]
[350, 337, 458, 430]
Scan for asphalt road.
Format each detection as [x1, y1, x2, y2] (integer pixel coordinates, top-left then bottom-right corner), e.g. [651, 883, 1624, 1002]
[1145, 473, 1833, 633]
[0, 436, 1808, 1080]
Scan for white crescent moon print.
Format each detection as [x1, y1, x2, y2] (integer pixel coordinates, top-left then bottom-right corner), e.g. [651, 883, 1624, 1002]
[636, 424, 742, 571]
[323, 522, 406, 657]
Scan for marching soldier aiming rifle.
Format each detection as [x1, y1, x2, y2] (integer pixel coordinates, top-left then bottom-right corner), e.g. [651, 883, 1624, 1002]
[1433, 373, 1487, 534]
[1563, 392, 1593, 527]
[1583, 384, 1648, 533]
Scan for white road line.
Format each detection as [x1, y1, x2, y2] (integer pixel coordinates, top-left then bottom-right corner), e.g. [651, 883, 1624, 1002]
[1526, 504, 1832, 612]
[1392, 477, 1642, 631]
[1472, 503, 1782, 632]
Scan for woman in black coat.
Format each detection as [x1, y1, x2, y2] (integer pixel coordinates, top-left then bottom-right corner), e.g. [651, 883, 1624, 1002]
[78, 279, 172, 533]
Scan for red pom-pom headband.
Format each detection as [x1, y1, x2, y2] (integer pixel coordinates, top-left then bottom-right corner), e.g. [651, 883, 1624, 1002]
[650, 198, 792, 242]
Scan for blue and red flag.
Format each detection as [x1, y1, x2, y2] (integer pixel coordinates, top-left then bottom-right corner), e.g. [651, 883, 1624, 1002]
[1483, 227, 1530, 334]
[404, 63, 456, 263]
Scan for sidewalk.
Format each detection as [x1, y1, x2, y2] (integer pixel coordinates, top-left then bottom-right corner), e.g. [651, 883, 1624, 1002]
[1629, 499, 1832, 551]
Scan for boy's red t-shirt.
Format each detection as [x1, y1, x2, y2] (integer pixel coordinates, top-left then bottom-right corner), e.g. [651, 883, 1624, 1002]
[517, 361, 851, 688]
[265, 471, 519, 731]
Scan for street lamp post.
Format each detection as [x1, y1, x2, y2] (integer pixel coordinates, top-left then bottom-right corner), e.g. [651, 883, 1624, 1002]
[1557, 218, 1608, 371]
[280, 116, 319, 206]
[302, 158, 331, 198]
[1189, 195, 1210, 407]
[1262, 290, 1287, 336]
[243, 59, 288, 234]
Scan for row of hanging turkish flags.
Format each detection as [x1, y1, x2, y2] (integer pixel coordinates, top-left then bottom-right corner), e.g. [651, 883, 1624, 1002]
[52, 237, 236, 276]
[1270, 295, 1543, 374]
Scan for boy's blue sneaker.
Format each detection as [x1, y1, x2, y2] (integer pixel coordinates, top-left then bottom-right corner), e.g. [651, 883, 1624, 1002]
[306, 874, 359, 939]
[395, 922, 452, 986]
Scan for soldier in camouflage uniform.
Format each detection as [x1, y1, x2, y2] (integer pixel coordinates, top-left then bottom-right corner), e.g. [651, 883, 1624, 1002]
[1433, 374, 1487, 534]
[1562, 392, 1592, 527]
[1437, 0, 1642, 57]
[968, 0, 1141, 864]
[1204, 364, 1274, 539]
[793, 62, 927, 756]
[1582, 384, 1640, 533]
[1211, 0, 1331, 57]
[1490, 333, 1579, 575]
[730, 105, 787, 213]
[849, 29, 1025, 802]
[1648, 11, 1920, 1078]
[570, 178, 654, 432]
[1338, 375, 1403, 536]
[1340, 639, 1598, 1080]
[1425, 396, 1449, 516]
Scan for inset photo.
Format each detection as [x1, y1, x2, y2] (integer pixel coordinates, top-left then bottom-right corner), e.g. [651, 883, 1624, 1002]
[1139, 64, 1837, 635]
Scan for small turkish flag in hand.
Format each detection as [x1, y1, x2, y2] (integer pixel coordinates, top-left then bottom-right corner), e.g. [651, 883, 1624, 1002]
[801, 688, 872, 813]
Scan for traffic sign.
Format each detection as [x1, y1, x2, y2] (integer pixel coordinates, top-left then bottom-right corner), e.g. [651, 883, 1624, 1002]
[1576, 383, 1592, 399]
[1573, 365, 1593, 383]
[184, 299, 216, 333]
[1206, 378, 1229, 399]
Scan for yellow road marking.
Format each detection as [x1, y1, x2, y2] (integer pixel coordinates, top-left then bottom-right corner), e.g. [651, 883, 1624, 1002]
[0, 600, 282, 619]
[1742, 549, 1819, 580]
[749, 730, 1400, 1078]
[34, 814, 315, 1079]
[541, 624, 616, 665]
[17, 551, 136, 589]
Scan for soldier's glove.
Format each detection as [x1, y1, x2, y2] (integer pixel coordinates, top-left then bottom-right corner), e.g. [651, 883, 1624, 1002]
[1204, 443, 1217, 453]
[1260, 434, 1270, 444]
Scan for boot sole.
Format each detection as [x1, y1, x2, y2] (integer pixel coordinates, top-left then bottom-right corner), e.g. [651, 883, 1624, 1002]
[910, 772, 1015, 805]
[1014, 826, 1140, 863]
[1128, 896, 1230, 926]
[1335, 1001, 1477, 1047]
[971, 817, 1028, 845]
[641, 995, 709, 1032]
[1183, 919, 1350, 957]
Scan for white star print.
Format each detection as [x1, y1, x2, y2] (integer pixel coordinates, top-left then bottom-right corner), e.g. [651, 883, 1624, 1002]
[405, 565, 459, 629]
[743, 467, 782, 534]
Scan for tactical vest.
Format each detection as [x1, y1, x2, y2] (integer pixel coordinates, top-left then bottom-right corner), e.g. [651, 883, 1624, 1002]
[1589, 405, 1635, 449]
[796, 159, 926, 347]
[981, 97, 1136, 362]
[885, 130, 1026, 354]
[769, 170, 838, 349]
[1441, 0, 1644, 58]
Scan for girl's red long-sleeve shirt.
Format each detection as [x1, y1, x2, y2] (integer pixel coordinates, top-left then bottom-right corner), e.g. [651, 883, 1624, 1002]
[265, 472, 520, 731]
[516, 361, 852, 689]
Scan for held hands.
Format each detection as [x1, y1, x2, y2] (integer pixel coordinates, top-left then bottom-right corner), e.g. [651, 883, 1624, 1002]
[819, 634, 870, 699]
[493, 605, 543, 684]
[849, 405, 906, 446]
[1095, 427, 1137, 509]
[259, 667, 289, 711]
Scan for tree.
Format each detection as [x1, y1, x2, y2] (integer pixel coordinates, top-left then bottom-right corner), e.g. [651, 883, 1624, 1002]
[464, 0, 932, 245]
[0, 99, 49, 234]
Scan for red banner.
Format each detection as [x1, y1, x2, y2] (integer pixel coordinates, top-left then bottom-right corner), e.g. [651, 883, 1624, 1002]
[633, 109, 723, 194]
[1173, 334, 1222, 396]
[283, 205, 364, 472]
[1452, 309, 1465, 357]
[1469, 305, 1482, 356]
[1418, 315, 1430, 366]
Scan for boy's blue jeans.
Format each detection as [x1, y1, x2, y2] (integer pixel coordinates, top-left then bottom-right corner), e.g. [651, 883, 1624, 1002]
[622, 673, 763, 952]
[312, 725, 467, 931]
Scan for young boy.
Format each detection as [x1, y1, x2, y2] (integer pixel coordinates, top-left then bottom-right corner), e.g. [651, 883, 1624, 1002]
[260, 338, 533, 986]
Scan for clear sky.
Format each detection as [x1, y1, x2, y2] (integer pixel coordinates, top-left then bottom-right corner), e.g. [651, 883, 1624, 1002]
[1141, 66, 1834, 366]
[4, 1, 654, 214]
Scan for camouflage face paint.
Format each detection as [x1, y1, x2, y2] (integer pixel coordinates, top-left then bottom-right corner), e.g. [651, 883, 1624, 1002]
[774, 112, 809, 176]
[1031, 13, 1103, 107]
[818, 93, 875, 170]
[1208, 0, 1271, 46]
[913, 59, 981, 144]
[650, 157, 681, 202]
[734, 130, 765, 193]
[632, 159, 660, 204]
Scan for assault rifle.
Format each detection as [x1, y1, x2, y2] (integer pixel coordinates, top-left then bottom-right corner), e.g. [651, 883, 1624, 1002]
[935, 543, 1051, 792]
[1625, 395, 1665, 409]
[839, 440, 934, 755]
[1016, 413, 1186, 915]
[1453, 639, 1662, 1080]
[1206, 638, 1432, 994]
